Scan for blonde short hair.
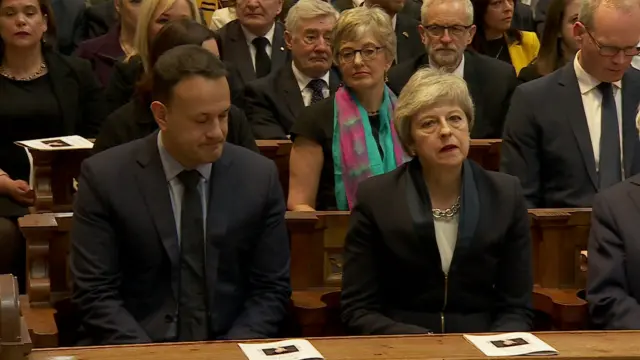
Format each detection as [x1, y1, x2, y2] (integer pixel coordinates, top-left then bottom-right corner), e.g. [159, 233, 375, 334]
[285, 0, 339, 33]
[331, 6, 396, 64]
[394, 68, 475, 155]
[132, 0, 203, 72]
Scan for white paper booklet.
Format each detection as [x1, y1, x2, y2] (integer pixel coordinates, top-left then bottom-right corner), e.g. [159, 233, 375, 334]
[464, 332, 558, 357]
[15, 135, 94, 151]
[238, 339, 324, 360]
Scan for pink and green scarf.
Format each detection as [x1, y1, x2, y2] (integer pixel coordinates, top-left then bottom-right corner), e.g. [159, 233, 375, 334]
[332, 85, 408, 210]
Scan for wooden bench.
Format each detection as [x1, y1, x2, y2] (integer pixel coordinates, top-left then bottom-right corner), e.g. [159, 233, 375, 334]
[0, 274, 33, 359]
[29, 331, 640, 360]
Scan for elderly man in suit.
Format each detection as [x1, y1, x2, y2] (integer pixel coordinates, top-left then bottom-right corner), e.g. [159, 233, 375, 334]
[244, 0, 341, 139]
[501, 0, 640, 208]
[587, 173, 640, 329]
[388, 0, 518, 139]
[217, 0, 289, 83]
[71, 45, 291, 345]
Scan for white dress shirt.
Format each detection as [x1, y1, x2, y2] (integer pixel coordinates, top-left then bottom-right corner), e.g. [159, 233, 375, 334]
[241, 23, 276, 72]
[434, 215, 459, 274]
[573, 53, 623, 174]
[291, 62, 331, 107]
[430, 53, 465, 78]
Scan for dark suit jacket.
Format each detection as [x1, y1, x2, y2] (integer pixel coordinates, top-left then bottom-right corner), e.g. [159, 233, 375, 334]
[51, 0, 85, 54]
[394, 14, 424, 64]
[105, 56, 246, 115]
[82, 1, 118, 40]
[388, 51, 517, 139]
[501, 63, 640, 208]
[75, 25, 124, 87]
[93, 99, 258, 154]
[333, 0, 422, 21]
[42, 48, 107, 137]
[71, 133, 291, 344]
[341, 159, 533, 335]
[587, 175, 640, 330]
[512, 2, 536, 33]
[217, 20, 289, 84]
[244, 63, 341, 139]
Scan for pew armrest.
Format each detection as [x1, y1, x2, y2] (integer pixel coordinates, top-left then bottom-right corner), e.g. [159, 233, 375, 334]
[0, 275, 34, 359]
[533, 286, 587, 331]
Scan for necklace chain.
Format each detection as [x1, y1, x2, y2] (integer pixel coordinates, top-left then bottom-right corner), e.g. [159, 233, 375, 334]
[432, 196, 461, 220]
[0, 61, 47, 81]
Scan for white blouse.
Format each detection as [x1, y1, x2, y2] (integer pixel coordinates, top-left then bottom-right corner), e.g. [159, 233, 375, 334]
[434, 215, 459, 274]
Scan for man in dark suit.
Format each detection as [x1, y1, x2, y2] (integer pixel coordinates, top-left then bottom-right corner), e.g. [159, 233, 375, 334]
[244, 0, 341, 139]
[388, 0, 517, 138]
[217, 0, 289, 83]
[81, 0, 119, 40]
[71, 45, 291, 345]
[587, 174, 640, 330]
[501, 0, 640, 208]
[52, 0, 86, 54]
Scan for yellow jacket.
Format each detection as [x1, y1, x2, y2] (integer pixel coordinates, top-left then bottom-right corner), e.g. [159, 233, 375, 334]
[507, 31, 540, 75]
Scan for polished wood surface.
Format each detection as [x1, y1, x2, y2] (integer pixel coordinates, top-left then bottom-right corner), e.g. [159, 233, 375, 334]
[29, 331, 640, 360]
[19, 296, 57, 349]
[0, 275, 33, 359]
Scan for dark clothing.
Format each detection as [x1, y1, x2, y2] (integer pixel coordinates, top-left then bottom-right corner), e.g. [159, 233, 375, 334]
[81, 1, 118, 40]
[289, 95, 383, 210]
[93, 99, 258, 154]
[341, 159, 533, 335]
[244, 63, 341, 139]
[501, 63, 640, 208]
[75, 25, 124, 87]
[105, 57, 246, 115]
[217, 20, 290, 84]
[587, 175, 640, 330]
[517, 62, 543, 83]
[51, 0, 85, 54]
[388, 51, 517, 139]
[485, 37, 513, 65]
[512, 2, 536, 33]
[394, 14, 425, 64]
[71, 133, 291, 344]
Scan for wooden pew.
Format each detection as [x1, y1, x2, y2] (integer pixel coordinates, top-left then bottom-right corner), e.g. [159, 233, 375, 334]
[467, 139, 501, 172]
[0, 274, 33, 359]
[29, 331, 640, 360]
[256, 140, 292, 199]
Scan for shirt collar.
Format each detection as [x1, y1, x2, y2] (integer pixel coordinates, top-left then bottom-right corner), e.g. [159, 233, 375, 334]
[241, 22, 276, 47]
[291, 61, 331, 92]
[157, 132, 212, 183]
[391, 14, 397, 30]
[573, 51, 622, 95]
[429, 53, 465, 77]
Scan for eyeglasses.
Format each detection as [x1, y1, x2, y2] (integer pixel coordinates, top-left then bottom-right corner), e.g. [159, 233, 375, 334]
[424, 25, 472, 37]
[338, 46, 383, 63]
[585, 27, 640, 57]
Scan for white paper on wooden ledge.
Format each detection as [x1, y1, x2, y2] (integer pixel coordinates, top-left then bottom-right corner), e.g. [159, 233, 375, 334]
[464, 332, 558, 357]
[15, 135, 94, 151]
[238, 339, 324, 360]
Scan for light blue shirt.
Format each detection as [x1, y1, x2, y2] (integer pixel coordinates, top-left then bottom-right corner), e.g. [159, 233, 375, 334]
[157, 132, 211, 243]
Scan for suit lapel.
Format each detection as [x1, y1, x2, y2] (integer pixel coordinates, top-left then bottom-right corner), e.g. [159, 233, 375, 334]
[559, 65, 598, 189]
[629, 178, 640, 212]
[271, 23, 288, 71]
[279, 64, 305, 125]
[462, 53, 485, 136]
[134, 133, 180, 298]
[228, 21, 256, 83]
[621, 70, 640, 177]
[329, 67, 341, 94]
[44, 51, 77, 134]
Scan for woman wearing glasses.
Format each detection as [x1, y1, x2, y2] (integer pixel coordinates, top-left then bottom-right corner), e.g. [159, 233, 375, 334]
[341, 68, 533, 335]
[470, 0, 539, 74]
[288, 6, 408, 211]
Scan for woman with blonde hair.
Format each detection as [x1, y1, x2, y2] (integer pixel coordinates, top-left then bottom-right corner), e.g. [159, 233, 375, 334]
[341, 68, 533, 334]
[105, 0, 202, 113]
[288, 6, 408, 211]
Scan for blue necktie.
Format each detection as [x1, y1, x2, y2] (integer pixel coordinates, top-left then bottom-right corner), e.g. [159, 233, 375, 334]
[307, 79, 326, 105]
[597, 82, 622, 189]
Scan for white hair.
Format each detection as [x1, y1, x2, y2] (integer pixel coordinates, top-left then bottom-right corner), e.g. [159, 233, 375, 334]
[578, 0, 640, 29]
[285, 0, 339, 33]
[421, 0, 474, 25]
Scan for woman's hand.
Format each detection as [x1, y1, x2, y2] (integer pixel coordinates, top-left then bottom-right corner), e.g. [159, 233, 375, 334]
[0, 176, 35, 206]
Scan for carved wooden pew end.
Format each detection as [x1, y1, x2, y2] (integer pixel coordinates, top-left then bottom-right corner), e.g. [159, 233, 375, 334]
[0, 275, 33, 360]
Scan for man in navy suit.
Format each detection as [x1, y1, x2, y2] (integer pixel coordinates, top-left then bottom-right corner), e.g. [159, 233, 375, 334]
[501, 0, 640, 208]
[71, 45, 291, 345]
[587, 174, 640, 329]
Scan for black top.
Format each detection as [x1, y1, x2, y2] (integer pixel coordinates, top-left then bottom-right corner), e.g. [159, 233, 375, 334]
[517, 62, 543, 83]
[0, 74, 63, 181]
[485, 37, 512, 65]
[289, 95, 382, 210]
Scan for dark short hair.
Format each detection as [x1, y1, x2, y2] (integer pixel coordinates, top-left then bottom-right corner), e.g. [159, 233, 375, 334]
[0, 0, 57, 56]
[151, 44, 227, 104]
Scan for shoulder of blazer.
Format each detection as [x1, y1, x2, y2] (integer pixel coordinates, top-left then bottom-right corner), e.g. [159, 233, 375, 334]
[467, 51, 515, 76]
[355, 161, 410, 202]
[520, 31, 540, 53]
[45, 50, 92, 77]
[471, 162, 519, 191]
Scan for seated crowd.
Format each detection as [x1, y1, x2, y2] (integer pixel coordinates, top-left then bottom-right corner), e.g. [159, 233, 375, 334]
[0, 0, 640, 346]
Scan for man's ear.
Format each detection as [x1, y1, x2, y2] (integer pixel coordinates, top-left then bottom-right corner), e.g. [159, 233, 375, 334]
[284, 30, 293, 50]
[150, 101, 169, 130]
[467, 24, 476, 45]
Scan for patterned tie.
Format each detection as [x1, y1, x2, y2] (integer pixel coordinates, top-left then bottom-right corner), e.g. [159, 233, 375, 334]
[597, 82, 622, 189]
[252, 37, 271, 78]
[307, 79, 326, 105]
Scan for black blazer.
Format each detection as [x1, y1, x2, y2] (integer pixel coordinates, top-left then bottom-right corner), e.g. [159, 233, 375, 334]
[341, 159, 533, 335]
[75, 25, 124, 87]
[81, 1, 118, 40]
[93, 98, 258, 154]
[501, 63, 640, 208]
[388, 51, 517, 138]
[43, 49, 107, 137]
[394, 14, 424, 64]
[244, 62, 341, 139]
[217, 20, 289, 84]
[587, 174, 640, 330]
[105, 56, 246, 115]
[71, 133, 291, 344]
